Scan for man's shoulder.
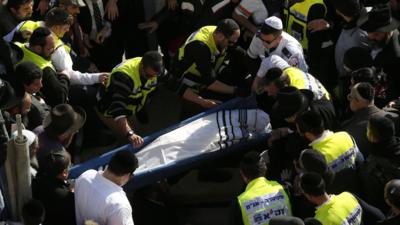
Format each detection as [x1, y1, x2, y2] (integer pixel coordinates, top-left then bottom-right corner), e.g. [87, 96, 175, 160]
[77, 169, 99, 182]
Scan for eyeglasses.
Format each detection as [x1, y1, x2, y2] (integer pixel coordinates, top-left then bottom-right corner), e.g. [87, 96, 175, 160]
[256, 31, 278, 45]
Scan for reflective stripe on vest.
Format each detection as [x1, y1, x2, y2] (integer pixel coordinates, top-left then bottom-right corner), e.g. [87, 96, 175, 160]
[178, 26, 225, 78]
[315, 192, 362, 225]
[286, 0, 326, 50]
[15, 42, 54, 70]
[19, 20, 71, 53]
[238, 177, 292, 225]
[283, 67, 330, 100]
[105, 57, 157, 116]
[311, 132, 359, 173]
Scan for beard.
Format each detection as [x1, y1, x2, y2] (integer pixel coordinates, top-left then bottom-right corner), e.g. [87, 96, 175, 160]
[369, 35, 390, 49]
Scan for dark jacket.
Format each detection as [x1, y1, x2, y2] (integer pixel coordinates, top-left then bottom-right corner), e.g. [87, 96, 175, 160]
[32, 173, 76, 225]
[374, 29, 400, 101]
[0, 5, 20, 36]
[341, 105, 397, 157]
[377, 214, 400, 225]
[359, 137, 400, 212]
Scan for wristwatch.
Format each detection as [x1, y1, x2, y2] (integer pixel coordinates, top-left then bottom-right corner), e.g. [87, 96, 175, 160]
[126, 130, 135, 138]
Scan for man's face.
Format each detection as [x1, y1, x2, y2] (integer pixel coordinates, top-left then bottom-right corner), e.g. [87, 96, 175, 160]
[263, 83, 279, 97]
[10, 0, 33, 20]
[39, 35, 56, 60]
[217, 29, 240, 51]
[24, 78, 42, 94]
[52, 24, 71, 38]
[348, 88, 361, 112]
[368, 31, 390, 48]
[142, 67, 159, 80]
[258, 33, 281, 49]
[20, 93, 32, 116]
[66, 5, 80, 17]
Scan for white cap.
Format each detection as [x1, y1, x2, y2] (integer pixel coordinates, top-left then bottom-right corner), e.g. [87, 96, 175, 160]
[264, 16, 283, 30]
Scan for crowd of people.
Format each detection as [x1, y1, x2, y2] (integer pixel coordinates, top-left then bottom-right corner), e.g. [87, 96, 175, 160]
[0, 0, 400, 224]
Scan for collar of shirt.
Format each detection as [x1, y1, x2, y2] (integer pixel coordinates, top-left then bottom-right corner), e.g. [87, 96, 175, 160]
[316, 194, 333, 210]
[98, 171, 124, 192]
[309, 130, 333, 146]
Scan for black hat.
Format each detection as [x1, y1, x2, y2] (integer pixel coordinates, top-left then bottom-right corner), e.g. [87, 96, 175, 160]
[361, 3, 399, 32]
[43, 104, 86, 136]
[270, 216, 304, 225]
[272, 86, 313, 119]
[368, 115, 395, 142]
[343, 47, 373, 72]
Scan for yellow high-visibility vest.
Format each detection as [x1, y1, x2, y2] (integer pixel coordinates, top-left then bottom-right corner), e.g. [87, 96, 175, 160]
[315, 192, 362, 225]
[311, 131, 359, 173]
[14, 42, 54, 70]
[104, 57, 157, 117]
[178, 26, 225, 78]
[285, 0, 326, 50]
[19, 20, 71, 53]
[283, 67, 330, 100]
[238, 177, 292, 225]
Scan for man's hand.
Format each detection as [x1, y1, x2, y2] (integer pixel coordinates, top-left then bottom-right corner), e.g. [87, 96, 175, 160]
[83, 33, 94, 49]
[128, 133, 144, 148]
[251, 76, 264, 95]
[267, 127, 290, 147]
[20, 30, 32, 39]
[95, 27, 108, 44]
[36, 0, 49, 16]
[105, 0, 119, 21]
[166, 0, 177, 10]
[137, 21, 159, 33]
[98, 73, 109, 84]
[200, 99, 222, 108]
[308, 19, 330, 33]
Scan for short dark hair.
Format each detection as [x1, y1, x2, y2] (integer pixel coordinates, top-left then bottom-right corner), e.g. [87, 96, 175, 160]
[215, 19, 240, 38]
[39, 150, 71, 178]
[351, 67, 377, 85]
[108, 150, 139, 176]
[22, 199, 45, 225]
[334, 0, 361, 18]
[142, 51, 164, 73]
[45, 8, 74, 27]
[29, 27, 52, 47]
[300, 172, 326, 196]
[300, 149, 335, 186]
[354, 82, 375, 102]
[15, 61, 43, 86]
[262, 67, 289, 88]
[296, 110, 324, 136]
[6, 0, 32, 10]
[304, 218, 323, 225]
[240, 151, 267, 180]
[368, 115, 395, 142]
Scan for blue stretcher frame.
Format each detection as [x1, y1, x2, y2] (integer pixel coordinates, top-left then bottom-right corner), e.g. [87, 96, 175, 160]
[68, 96, 270, 191]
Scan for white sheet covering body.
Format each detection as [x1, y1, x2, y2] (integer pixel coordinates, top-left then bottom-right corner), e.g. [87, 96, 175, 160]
[135, 109, 271, 174]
